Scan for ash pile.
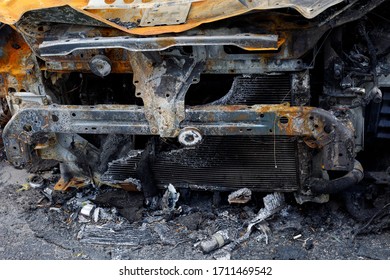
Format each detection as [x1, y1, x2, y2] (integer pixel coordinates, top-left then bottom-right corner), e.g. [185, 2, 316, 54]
[5, 167, 390, 260]
[18, 172, 295, 259]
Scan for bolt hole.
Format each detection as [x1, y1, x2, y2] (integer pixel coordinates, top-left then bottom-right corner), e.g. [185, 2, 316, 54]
[280, 116, 289, 124]
[13, 146, 17, 150]
[260, 114, 265, 118]
[23, 124, 32, 132]
[134, 80, 139, 84]
[51, 115, 59, 122]
[339, 153, 343, 157]
[92, 127, 97, 130]
[72, 113, 76, 117]
[269, 129, 273, 133]
[309, 116, 314, 120]
[136, 92, 141, 96]
[247, 128, 252, 131]
[166, 94, 170, 98]
[314, 124, 319, 128]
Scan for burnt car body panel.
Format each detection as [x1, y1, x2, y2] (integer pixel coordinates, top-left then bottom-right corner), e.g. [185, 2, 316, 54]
[1, 0, 390, 204]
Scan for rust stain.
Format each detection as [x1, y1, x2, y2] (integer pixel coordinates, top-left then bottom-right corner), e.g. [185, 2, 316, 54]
[54, 176, 89, 191]
[0, 27, 35, 97]
[54, 177, 69, 191]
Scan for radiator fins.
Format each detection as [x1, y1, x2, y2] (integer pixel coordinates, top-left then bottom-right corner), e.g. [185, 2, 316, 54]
[211, 74, 291, 106]
[101, 136, 299, 192]
[228, 75, 291, 105]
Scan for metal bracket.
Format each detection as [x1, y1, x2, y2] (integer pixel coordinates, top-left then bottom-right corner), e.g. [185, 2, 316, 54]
[130, 51, 204, 137]
[140, 2, 192, 26]
[6, 92, 49, 115]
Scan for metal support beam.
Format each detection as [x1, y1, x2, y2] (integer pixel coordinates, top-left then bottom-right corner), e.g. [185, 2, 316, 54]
[2, 103, 355, 170]
[39, 34, 279, 56]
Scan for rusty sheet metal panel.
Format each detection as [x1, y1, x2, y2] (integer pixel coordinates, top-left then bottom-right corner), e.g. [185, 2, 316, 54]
[0, 26, 42, 98]
[0, 1, 343, 35]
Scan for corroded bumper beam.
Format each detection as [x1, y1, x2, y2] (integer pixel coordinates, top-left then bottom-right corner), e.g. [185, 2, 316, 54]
[39, 34, 280, 56]
[2, 103, 355, 170]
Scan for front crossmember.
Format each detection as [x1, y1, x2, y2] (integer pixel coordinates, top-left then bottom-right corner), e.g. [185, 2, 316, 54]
[2, 103, 355, 172]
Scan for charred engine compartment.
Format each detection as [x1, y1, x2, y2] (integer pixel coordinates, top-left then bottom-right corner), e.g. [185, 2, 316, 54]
[2, 0, 390, 210]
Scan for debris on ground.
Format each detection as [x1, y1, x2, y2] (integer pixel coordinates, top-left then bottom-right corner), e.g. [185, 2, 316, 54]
[16, 184, 31, 192]
[228, 188, 252, 204]
[353, 203, 390, 237]
[28, 175, 45, 189]
[161, 184, 180, 212]
[200, 229, 230, 253]
[153, 223, 181, 246]
[78, 222, 158, 246]
[1, 157, 390, 260]
[80, 202, 96, 218]
[93, 189, 144, 223]
[210, 192, 285, 259]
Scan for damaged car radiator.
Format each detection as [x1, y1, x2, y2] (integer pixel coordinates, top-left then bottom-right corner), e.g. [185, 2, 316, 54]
[102, 136, 299, 192]
[217, 75, 292, 105]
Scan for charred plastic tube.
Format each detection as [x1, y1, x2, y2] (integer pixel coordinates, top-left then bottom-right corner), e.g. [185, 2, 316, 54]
[307, 160, 364, 194]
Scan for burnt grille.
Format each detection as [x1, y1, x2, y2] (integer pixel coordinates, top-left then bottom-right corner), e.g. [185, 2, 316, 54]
[102, 136, 300, 192]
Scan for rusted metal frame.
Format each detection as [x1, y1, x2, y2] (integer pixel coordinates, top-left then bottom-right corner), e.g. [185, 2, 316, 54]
[2, 103, 355, 170]
[0, 25, 44, 98]
[130, 51, 205, 137]
[38, 34, 279, 56]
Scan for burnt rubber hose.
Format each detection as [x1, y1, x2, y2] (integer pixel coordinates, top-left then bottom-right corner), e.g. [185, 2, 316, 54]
[307, 160, 364, 194]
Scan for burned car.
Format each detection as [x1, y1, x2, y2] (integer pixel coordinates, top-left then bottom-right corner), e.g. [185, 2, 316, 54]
[1, 0, 390, 216]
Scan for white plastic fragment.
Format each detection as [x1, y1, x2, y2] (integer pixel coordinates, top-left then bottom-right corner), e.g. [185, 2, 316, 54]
[293, 234, 302, 240]
[93, 207, 100, 222]
[80, 203, 95, 217]
[161, 183, 180, 211]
